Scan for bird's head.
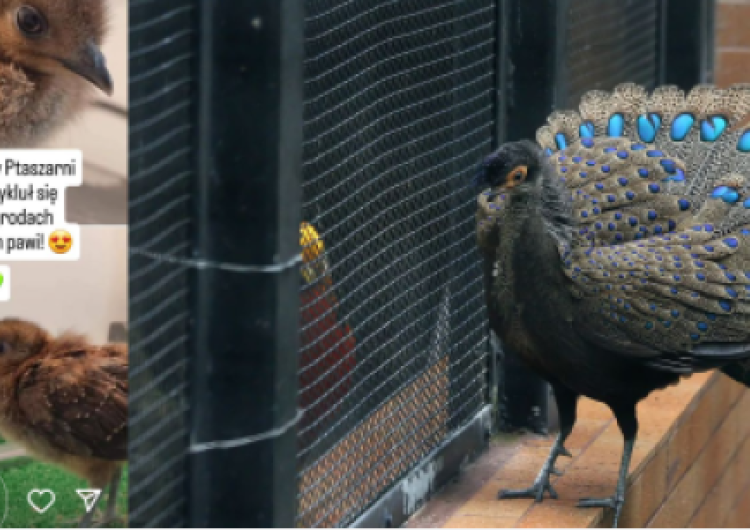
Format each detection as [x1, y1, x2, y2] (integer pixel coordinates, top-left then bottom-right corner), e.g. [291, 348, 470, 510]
[473, 140, 548, 197]
[0, 0, 112, 95]
[474, 140, 573, 245]
[0, 318, 50, 361]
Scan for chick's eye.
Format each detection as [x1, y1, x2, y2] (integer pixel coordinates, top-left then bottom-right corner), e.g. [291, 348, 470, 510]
[513, 171, 523, 181]
[16, 6, 47, 37]
[0, 342, 8, 355]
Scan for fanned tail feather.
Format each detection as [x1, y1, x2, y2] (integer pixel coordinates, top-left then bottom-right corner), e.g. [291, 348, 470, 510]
[537, 83, 750, 374]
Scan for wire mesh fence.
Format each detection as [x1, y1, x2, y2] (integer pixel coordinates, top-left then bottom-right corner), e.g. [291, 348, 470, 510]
[296, 1, 496, 526]
[563, 0, 660, 107]
[128, 1, 197, 527]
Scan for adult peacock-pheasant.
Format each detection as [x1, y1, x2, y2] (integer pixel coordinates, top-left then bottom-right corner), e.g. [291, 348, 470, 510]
[474, 83, 750, 527]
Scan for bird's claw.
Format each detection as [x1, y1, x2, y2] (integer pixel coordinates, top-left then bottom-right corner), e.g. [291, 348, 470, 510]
[550, 467, 564, 476]
[577, 496, 625, 528]
[498, 479, 558, 502]
[558, 446, 573, 458]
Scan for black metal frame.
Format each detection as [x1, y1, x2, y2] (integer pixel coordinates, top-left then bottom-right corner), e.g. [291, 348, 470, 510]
[498, 0, 565, 434]
[189, 1, 304, 527]
[660, 0, 716, 88]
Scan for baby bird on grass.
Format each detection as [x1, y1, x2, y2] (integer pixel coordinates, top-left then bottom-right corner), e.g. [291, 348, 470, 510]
[0, 318, 127, 527]
[0, 0, 113, 147]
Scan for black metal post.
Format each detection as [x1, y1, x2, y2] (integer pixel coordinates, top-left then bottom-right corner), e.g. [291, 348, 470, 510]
[505, 0, 567, 141]
[498, 0, 568, 434]
[661, 0, 716, 89]
[189, 1, 304, 527]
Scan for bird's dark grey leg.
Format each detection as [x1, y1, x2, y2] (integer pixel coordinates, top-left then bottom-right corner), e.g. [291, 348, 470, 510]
[102, 467, 123, 524]
[498, 385, 578, 502]
[577, 405, 637, 528]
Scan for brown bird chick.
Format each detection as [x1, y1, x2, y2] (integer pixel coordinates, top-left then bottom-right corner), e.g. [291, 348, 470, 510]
[0, 318, 127, 527]
[0, 0, 113, 147]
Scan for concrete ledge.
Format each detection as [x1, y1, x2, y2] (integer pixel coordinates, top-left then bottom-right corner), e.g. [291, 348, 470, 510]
[407, 372, 750, 528]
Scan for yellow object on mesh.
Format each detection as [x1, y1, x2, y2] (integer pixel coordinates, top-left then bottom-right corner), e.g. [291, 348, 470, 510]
[300, 222, 325, 263]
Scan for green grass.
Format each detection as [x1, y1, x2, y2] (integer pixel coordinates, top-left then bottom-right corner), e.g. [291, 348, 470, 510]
[0, 457, 127, 528]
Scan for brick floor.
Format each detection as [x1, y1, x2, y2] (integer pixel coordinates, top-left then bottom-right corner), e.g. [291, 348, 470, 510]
[407, 372, 750, 528]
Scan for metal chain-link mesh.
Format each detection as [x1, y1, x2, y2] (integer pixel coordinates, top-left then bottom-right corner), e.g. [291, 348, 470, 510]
[564, 0, 659, 106]
[128, 1, 197, 526]
[296, 1, 496, 526]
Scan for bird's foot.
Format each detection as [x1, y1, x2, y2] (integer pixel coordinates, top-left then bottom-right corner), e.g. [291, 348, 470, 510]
[577, 495, 625, 528]
[550, 466, 564, 476]
[498, 476, 558, 502]
[497, 441, 572, 503]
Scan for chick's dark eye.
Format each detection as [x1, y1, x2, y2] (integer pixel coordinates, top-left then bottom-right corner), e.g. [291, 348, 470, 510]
[0, 342, 7, 354]
[16, 6, 48, 37]
[513, 171, 523, 181]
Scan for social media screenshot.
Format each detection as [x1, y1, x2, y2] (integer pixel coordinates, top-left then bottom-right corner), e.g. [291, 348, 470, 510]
[0, 0, 731, 527]
[0, 0, 127, 527]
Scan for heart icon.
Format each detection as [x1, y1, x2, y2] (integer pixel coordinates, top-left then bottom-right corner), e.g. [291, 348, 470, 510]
[27, 489, 55, 514]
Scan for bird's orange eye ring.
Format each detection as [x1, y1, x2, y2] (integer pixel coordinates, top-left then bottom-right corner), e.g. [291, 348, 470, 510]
[504, 165, 528, 187]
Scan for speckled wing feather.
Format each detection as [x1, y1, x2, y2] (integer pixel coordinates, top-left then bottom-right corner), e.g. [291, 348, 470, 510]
[16, 343, 128, 461]
[538, 83, 750, 371]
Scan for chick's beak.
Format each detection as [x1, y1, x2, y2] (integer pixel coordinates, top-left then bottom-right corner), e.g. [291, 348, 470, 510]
[60, 40, 113, 95]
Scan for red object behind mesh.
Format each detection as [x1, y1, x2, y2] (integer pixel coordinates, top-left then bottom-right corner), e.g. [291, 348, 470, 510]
[299, 282, 356, 440]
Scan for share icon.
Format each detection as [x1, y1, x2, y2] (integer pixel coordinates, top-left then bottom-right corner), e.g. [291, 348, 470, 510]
[76, 489, 102, 513]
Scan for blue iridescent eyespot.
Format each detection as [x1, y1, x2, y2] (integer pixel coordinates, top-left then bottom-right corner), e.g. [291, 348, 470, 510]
[555, 133, 567, 150]
[660, 159, 676, 173]
[637, 113, 661, 143]
[722, 190, 740, 204]
[608, 113, 624, 137]
[580, 121, 595, 138]
[670, 169, 686, 182]
[670, 113, 694, 141]
[724, 237, 739, 248]
[711, 185, 729, 198]
[738, 130, 750, 152]
[712, 185, 741, 204]
[700, 115, 728, 142]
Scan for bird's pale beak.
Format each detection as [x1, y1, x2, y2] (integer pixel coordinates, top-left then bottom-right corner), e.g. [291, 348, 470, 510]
[60, 40, 113, 96]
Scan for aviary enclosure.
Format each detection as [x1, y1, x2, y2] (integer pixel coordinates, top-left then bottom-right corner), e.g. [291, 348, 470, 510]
[128, 0, 714, 527]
